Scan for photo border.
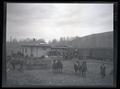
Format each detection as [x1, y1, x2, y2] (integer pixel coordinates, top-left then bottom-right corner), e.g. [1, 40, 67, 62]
[1, 0, 119, 88]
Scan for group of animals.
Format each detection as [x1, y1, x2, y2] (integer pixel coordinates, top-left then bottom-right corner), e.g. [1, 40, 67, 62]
[52, 59, 63, 73]
[74, 61, 87, 77]
[52, 59, 88, 77]
[7, 56, 112, 78]
[7, 56, 25, 71]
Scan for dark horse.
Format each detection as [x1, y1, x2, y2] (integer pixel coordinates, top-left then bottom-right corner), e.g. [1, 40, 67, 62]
[9, 57, 25, 72]
[74, 61, 80, 74]
[74, 61, 87, 77]
[52, 60, 63, 73]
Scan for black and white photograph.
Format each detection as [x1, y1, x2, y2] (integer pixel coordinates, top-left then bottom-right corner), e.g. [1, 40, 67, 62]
[5, 3, 115, 87]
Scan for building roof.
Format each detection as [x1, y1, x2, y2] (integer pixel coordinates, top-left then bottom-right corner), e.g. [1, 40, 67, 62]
[51, 45, 72, 49]
[21, 42, 51, 48]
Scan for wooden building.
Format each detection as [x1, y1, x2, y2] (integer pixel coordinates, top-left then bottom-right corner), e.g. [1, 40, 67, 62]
[21, 43, 51, 58]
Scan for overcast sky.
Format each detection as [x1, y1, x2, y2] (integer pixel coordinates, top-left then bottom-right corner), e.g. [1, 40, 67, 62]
[6, 3, 113, 42]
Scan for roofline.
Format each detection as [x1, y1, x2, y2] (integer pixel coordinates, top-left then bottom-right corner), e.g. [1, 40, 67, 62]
[21, 45, 51, 47]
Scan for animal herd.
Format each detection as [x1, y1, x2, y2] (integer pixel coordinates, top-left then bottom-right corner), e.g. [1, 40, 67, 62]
[7, 56, 113, 78]
[51, 59, 109, 78]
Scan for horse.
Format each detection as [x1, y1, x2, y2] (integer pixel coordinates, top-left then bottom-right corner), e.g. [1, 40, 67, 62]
[74, 60, 84, 76]
[74, 61, 80, 73]
[74, 60, 87, 77]
[52, 60, 63, 73]
[9, 57, 25, 72]
[57, 60, 63, 73]
[52, 59, 58, 72]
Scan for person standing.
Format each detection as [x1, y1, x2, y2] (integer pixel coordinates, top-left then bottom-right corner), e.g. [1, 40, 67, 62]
[100, 63, 106, 78]
[57, 60, 63, 73]
[81, 61, 87, 78]
[78, 63, 82, 76]
[109, 69, 113, 75]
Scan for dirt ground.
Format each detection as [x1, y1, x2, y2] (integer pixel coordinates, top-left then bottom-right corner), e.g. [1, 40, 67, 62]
[6, 58, 114, 87]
